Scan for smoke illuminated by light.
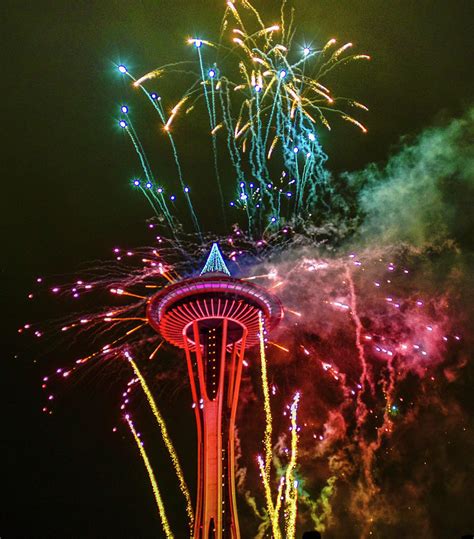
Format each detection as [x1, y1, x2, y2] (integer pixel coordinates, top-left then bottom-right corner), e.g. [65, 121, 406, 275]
[25, 0, 472, 536]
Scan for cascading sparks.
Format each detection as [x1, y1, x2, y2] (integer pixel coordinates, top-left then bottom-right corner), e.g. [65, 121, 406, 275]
[258, 310, 282, 537]
[258, 311, 273, 484]
[284, 392, 300, 539]
[124, 351, 194, 530]
[125, 415, 174, 539]
[117, 0, 370, 236]
[257, 454, 281, 539]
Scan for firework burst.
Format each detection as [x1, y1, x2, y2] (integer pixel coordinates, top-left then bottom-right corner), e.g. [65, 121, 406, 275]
[118, 0, 369, 234]
[22, 1, 471, 538]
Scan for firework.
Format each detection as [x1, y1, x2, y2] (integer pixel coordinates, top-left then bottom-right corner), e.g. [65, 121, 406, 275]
[125, 351, 194, 530]
[117, 0, 369, 234]
[24, 1, 469, 537]
[28, 232, 463, 536]
[125, 414, 174, 538]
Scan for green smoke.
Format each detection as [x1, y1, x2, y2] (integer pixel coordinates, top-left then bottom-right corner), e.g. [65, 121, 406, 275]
[347, 107, 474, 250]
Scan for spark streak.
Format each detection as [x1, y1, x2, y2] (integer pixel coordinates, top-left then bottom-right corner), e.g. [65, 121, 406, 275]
[125, 415, 174, 538]
[345, 267, 372, 429]
[284, 392, 300, 539]
[257, 455, 281, 539]
[125, 352, 194, 529]
[268, 341, 289, 353]
[258, 311, 273, 481]
[118, 0, 370, 235]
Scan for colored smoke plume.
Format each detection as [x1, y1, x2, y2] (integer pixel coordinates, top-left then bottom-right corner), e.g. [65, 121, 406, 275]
[237, 107, 474, 537]
[351, 106, 474, 250]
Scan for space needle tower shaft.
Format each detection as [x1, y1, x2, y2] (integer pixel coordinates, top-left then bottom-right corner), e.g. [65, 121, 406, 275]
[147, 244, 282, 538]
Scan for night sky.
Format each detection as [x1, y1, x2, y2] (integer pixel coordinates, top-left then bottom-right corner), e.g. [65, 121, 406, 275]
[2, 1, 474, 537]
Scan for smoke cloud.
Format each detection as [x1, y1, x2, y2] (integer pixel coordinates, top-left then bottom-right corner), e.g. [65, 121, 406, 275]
[237, 107, 474, 537]
[349, 107, 474, 250]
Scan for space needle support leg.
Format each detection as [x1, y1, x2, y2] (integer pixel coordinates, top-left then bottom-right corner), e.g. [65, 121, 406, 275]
[228, 329, 247, 539]
[192, 320, 223, 537]
[183, 334, 204, 539]
[216, 318, 228, 535]
[227, 343, 238, 409]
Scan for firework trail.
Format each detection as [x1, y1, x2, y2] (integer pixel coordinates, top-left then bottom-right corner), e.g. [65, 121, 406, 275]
[273, 475, 286, 534]
[117, 0, 369, 235]
[125, 351, 194, 530]
[24, 1, 474, 536]
[258, 311, 274, 483]
[345, 266, 372, 430]
[120, 67, 202, 236]
[125, 414, 174, 539]
[257, 454, 279, 538]
[284, 392, 300, 539]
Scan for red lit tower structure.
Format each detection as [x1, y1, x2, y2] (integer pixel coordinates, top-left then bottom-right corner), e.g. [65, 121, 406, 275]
[147, 244, 282, 538]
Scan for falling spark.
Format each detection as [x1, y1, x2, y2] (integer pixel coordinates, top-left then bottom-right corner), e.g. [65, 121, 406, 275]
[284, 392, 301, 539]
[125, 415, 174, 539]
[258, 312, 273, 483]
[125, 352, 194, 529]
[268, 341, 290, 353]
[257, 455, 281, 539]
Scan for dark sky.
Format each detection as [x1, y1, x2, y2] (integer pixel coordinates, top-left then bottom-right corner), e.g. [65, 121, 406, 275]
[2, 1, 474, 537]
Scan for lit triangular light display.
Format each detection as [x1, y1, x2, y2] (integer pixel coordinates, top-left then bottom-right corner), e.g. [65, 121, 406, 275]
[200, 243, 231, 276]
